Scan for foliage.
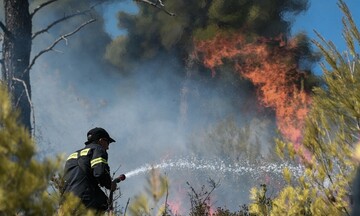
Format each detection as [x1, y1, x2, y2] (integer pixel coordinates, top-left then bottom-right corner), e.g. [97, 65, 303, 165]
[249, 184, 272, 215]
[0, 84, 94, 215]
[252, 0, 360, 215]
[213, 205, 251, 216]
[187, 179, 256, 216]
[187, 179, 219, 216]
[126, 171, 256, 216]
[0, 84, 55, 215]
[128, 168, 172, 216]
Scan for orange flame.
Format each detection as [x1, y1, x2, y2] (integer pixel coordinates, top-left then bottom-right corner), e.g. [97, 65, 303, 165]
[194, 33, 311, 146]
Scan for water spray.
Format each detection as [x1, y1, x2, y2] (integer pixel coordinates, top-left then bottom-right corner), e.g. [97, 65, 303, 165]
[124, 157, 304, 179]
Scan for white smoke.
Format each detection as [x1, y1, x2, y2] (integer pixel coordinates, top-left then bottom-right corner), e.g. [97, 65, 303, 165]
[29, 1, 280, 214]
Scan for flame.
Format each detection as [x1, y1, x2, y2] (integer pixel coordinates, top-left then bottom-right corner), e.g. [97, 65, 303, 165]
[194, 33, 311, 146]
[166, 180, 188, 215]
[167, 200, 182, 215]
[168, 198, 214, 215]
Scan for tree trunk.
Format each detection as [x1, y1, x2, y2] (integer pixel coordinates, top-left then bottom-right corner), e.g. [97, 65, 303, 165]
[2, 0, 32, 131]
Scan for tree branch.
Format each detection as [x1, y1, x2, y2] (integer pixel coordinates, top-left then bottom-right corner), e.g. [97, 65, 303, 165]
[32, 9, 93, 40]
[0, 21, 11, 36]
[26, 19, 96, 75]
[0, 21, 6, 32]
[124, 198, 130, 216]
[135, 0, 175, 16]
[31, 0, 59, 18]
[12, 77, 36, 137]
[164, 179, 169, 215]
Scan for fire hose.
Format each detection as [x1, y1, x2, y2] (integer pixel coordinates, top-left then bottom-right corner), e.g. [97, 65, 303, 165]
[108, 174, 126, 212]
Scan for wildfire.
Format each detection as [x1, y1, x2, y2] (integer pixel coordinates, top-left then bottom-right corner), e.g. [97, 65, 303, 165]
[167, 200, 182, 215]
[194, 33, 311, 146]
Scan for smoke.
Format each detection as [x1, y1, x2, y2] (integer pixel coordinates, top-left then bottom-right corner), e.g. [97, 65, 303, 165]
[105, 0, 311, 70]
[9, 0, 319, 214]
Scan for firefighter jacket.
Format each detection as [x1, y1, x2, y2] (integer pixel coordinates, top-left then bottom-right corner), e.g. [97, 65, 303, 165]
[63, 143, 112, 211]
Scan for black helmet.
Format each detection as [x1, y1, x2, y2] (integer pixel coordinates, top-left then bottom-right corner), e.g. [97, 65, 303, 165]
[85, 127, 115, 145]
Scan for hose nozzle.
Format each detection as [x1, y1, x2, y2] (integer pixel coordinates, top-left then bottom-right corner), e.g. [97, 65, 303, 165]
[113, 174, 126, 183]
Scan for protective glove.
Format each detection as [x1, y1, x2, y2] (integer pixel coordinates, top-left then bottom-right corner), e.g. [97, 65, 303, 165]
[111, 174, 126, 191]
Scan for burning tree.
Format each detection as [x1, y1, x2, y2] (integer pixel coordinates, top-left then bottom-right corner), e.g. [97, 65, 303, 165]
[107, 0, 320, 158]
[106, 0, 313, 71]
[251, 0, 360, 215]
[194, 32, 316, 147]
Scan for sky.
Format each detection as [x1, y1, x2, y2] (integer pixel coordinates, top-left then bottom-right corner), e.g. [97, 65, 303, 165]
[291, 0, 360, 73]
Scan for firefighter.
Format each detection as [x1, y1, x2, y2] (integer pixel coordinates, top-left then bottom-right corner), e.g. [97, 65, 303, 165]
[63, 127, 121, 212]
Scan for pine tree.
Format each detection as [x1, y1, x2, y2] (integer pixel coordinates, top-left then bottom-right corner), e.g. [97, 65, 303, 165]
[0, 84, 93, 215]
[250, 0, 360, 215]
